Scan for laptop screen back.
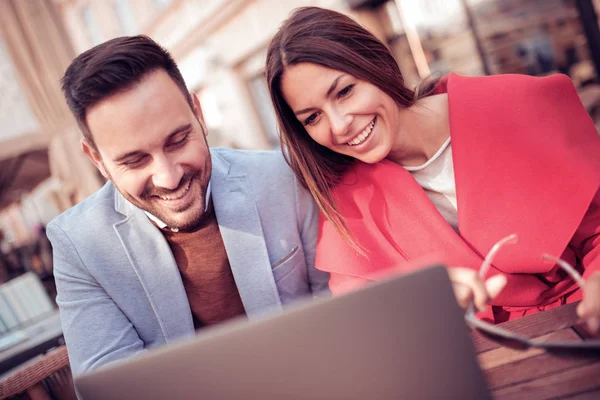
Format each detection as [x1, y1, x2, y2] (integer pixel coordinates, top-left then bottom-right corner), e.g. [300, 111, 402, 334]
[75, 265, 490, 399]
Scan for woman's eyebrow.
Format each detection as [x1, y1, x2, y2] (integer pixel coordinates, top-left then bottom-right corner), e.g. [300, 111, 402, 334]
[293, 74, 347, 116]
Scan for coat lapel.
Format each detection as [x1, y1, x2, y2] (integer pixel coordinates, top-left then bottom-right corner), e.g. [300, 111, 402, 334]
[318, 160, 483, 280]
[447, 73, 600, 273]
[210, 151, 282, 316]
[113, 188, 195, 341]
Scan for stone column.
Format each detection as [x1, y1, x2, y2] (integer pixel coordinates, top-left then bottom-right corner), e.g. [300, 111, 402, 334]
[0, 0, 102, 206]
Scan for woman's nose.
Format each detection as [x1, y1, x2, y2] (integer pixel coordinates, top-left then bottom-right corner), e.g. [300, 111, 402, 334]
[329, 109, 352, 137]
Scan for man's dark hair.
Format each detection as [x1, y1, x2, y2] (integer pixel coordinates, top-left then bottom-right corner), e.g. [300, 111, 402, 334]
[61, 35, 192, 150]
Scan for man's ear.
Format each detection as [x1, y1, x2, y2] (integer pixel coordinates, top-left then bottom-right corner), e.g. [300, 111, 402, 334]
[191, 92, 208, 137]
[81, 138, 109, 179]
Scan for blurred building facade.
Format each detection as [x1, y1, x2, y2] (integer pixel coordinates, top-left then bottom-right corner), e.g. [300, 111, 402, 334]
[1, 0, 600, 252]
[54, 0, 600, 150]
[55, 0, 386, 150]
[0, 0, 103, 253]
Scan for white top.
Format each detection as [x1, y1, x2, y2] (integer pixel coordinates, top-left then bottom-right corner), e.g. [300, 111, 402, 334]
[403, 138, 458, 230]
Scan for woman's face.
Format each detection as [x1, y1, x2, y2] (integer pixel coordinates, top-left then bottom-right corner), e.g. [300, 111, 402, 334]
[280, 63, 402, 164]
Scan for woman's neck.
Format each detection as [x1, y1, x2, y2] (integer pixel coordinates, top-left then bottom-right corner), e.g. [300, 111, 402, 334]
[387, 94, 450, 167]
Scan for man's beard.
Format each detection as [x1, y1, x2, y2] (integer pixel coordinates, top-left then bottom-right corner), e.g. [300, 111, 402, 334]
[107, 167, 211, 232]
[142, 172, 207, 231]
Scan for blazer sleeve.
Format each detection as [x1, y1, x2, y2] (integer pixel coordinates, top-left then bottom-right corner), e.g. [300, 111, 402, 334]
[571, 189, 600, 280]
[47, 221, 145, 375]
[294, 177, 331, 297]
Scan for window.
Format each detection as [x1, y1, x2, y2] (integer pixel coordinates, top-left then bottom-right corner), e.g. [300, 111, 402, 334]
[153, 0, 173, 9]
[115, 0, 136, 35]
[247, 73, 279, 148]
[82, 6, 103, 46]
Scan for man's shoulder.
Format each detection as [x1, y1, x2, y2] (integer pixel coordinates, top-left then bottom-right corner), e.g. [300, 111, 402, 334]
[48, 182, 118, 232]
[210, 147, 310, 208]
[210, 147, 293, 177]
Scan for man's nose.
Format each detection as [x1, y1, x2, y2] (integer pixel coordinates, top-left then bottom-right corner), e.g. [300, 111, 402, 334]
[152, 157, 184, 190]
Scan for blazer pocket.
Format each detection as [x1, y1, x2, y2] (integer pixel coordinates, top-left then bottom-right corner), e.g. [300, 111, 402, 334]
[271, 245, 309, 303]
[272, 245, 300, 282]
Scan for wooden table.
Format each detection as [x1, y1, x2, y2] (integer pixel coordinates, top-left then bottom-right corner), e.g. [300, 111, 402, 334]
[472, 302, 600, 399]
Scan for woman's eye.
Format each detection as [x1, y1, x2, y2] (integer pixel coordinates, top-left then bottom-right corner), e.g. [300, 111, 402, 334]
[304, 112, 320, 126]
[337, 84, 355, 99]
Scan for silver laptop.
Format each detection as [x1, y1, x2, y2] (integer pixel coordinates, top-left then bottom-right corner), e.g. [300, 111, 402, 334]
[75, 265, 490, 399]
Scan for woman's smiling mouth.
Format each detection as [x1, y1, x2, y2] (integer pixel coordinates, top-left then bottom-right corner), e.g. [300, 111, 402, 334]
[346, 117, 376, 146]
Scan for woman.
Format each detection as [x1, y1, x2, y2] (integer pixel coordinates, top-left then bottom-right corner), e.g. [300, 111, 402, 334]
[266, 7, 600, 329]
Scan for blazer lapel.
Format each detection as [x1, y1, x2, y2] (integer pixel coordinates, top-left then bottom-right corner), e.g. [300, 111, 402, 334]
[113, 188, 195, 341]
[210, 151, 282, 316]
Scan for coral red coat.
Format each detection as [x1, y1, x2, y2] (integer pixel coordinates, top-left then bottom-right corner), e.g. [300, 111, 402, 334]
[316, 73, 600, 322]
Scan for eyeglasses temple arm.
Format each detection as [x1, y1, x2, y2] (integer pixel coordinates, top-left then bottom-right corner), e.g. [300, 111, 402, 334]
[541, 254, 585, 288]
[479, 233, 519, 279]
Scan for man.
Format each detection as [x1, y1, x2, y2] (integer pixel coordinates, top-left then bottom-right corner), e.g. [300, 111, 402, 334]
[48, 35, 329, 375]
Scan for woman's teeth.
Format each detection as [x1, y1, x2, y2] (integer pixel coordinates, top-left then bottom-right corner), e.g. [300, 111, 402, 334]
[347, 118, 375, 146]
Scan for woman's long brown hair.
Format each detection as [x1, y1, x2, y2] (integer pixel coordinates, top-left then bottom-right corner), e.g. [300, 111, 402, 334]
[266, 7, 436, 248]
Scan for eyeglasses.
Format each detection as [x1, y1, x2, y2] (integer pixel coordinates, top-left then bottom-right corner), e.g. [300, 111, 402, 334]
[464, 234, 600, 352]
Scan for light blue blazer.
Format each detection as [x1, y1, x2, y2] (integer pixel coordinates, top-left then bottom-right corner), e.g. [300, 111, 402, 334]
[47, 148, 330, 375]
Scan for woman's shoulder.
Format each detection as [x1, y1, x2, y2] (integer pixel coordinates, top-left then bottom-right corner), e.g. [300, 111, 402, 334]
[448, 72, 577, 101]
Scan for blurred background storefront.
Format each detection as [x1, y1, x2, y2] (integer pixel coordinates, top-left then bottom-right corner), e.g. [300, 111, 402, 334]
[2, 0, 600, 303]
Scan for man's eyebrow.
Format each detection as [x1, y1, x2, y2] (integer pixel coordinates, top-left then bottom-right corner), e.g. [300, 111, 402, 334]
[113, 124, 193, 163]
[165, 124, 192, 142]
[294, 74, 346, 116]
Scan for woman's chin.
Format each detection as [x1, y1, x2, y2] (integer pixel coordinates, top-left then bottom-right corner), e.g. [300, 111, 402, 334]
[351, 148, 389, 164]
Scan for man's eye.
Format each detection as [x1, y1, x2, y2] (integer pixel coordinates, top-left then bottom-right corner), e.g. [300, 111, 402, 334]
[304, 112, 320, 126]
[169, 134, 189, 148]
[122, 156, 147, 168]
[337, 84, 355, 99]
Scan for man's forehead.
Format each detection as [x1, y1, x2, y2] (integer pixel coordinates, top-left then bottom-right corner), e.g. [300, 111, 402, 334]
[86, 70, 192, 153]
[87, 71, 184, 120]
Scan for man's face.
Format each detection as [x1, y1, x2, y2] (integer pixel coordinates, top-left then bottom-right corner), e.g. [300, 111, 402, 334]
[83, 69, 211, 231]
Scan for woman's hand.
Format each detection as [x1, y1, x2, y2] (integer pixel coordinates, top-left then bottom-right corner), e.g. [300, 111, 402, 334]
[577, 271, 600, 334]
[447, 267, 507, 312]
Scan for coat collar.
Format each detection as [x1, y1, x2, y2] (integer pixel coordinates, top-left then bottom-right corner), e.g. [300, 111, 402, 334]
[447, 73, 600, 273]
